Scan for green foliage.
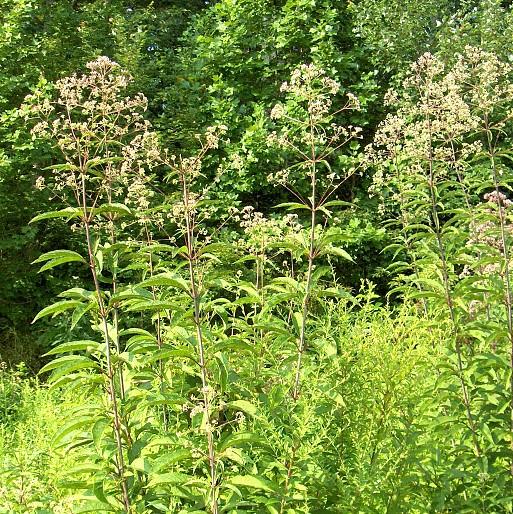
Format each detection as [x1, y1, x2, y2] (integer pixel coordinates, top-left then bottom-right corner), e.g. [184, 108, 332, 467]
[3, 1, 513, 513]
[350, 0, 452, 77]
[0, 363, 83, 513]
[369, 46, 513, 510]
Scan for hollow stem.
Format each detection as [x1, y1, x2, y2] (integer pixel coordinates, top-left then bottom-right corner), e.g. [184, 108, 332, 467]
[485, 121, 513, 477]
[424, 113, 482, 458]
[292, 134, 316, 401]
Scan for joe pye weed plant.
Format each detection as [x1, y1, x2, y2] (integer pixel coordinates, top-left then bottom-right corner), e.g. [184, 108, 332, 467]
[255, 63, 362, 512]
[25, 57, 242, 512]
[370, 47, 513, 510]
[268, 63, 361, 400]
[25, 56, 162, 513]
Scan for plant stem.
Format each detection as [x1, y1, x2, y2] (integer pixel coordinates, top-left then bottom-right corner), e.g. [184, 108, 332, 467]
[109, 225, 126, 401]
[80, 175, 131, 512]
[279, 443, 299, 514]
[145, 225, 168, 429]
[182, 172, 218, 514]
[425, 115, 482, 459]
[292, 141, 316, 401]
[485, 122, 513, 477]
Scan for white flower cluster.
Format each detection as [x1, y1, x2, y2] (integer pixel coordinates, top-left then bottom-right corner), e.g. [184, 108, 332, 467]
[368, 46, 513, 215]
[26, 56, 159, 229]
[267, 64, 362, 190]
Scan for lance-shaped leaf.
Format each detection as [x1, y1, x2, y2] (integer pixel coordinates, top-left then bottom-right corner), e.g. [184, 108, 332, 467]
[225, 399, 258, 417]
[125, 300, 178, 312]
[39, 355, 99, 382]
[59, 287, 96, 300]
[93, 203, 132, 217]
[275, 202, 312, 211]
[218, 432, 269, 452]
[226, 475, 278, 493]
[52, 414, 98, 447]
[320, 245, 354, 261]
[71, 301, 95, 330]
[44, 340, 101, 356]
[32, 300, 83, 323]
[148, 472, 192, 487]
[151, 449, 193, 472]
[30, 207, 83, 224]
[321, 199, 354, 209]
[44, 163, 80, 172]
[85, 156, 123, 170]
[139, 273, 191, 294]
[33, 249, 86, 272]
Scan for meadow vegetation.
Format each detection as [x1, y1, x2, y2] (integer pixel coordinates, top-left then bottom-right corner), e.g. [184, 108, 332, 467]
[2, 1, 513, 512]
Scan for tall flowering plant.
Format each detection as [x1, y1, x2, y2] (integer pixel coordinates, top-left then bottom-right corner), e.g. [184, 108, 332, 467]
[25, 56, 158, 512]
[268, 63, 361, 399]
[368, 47, 513, 506]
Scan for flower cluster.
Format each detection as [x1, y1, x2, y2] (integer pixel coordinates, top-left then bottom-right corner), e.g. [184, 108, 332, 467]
[368, 48, 506, 214]
[26, 56, 158, 229]
[233, 205, 302, 255]
[280, 63, 340, 97]
[456, 46, 513, 119]
[267, 64, 361, 185]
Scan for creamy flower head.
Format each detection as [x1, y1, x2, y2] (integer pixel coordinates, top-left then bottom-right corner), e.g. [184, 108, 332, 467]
[25, 55, 159, 229]
[86, 56, 120, 72]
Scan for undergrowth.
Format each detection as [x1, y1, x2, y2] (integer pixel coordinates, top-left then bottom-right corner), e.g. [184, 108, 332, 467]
[1, 301, 444, 513]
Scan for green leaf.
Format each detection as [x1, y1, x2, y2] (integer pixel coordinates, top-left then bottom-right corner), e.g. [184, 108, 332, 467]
[322, 200, 354, 209]
[44, 163, 79, 172]
[29, 207, 83, 224]
[71, 301, 95, 330]
[40, 257, 84, 272]
[52, 415, 97, 447]
[44, 340, 101, 356]
[275, 201, 312, 212]
[211, 338, 256, 354]
[152, 449, 193, 472]
[218, 432, 269, 452]
[227, 475, 278, 493]
[214, 352, 228, 392]
[74, 500, 116, 513]
[126, 300, 178, 312]
[33, 249, 86, 272]
[225, 400, 258, 417]
[322, 246, 353, 261]
[33, 249, 85, 264]
[32, 300, 83, 323]
[109, 287, 153, 305]
[59, 287, 95, 300]
[85, 156, 123, 169]
[292, 312, 303, 335]
[143, 348, 197, 365]
[130, 457, 152, 474]
[139, 273, 191, 294]
[39, 355, 99, 376]
[66, 463, 103, 475]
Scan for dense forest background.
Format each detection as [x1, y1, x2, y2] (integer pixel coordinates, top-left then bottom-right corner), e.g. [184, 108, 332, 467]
[3, 0, 513, 512]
